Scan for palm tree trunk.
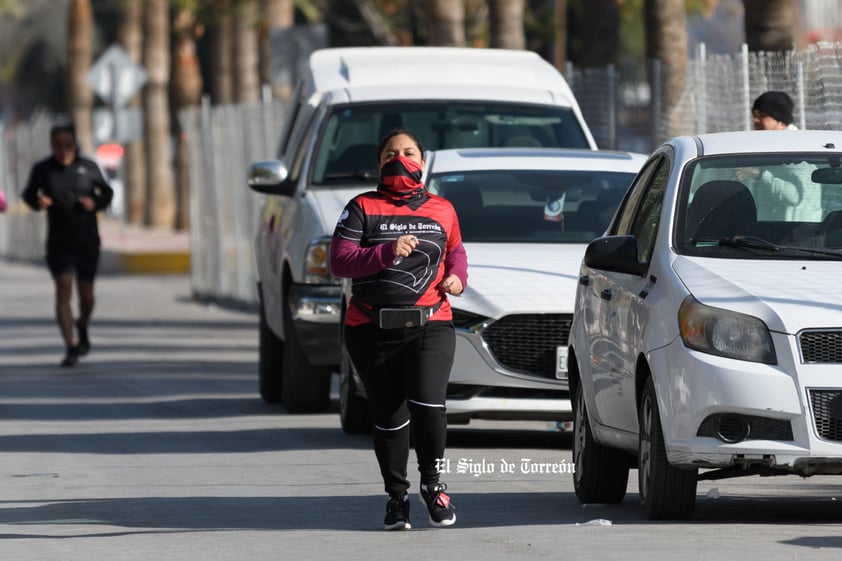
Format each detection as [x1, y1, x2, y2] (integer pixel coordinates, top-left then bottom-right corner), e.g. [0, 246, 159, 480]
[425, 0, 466, 46]
[143, 0, 175, 228]
[234, 0, 261, 103]
[67, 0, 94, 155]
[744, 0, 795, 52]
[553, 0, 567, 70]
[211, 0, 235, 104]
[645, 0, 687, 111]
[578, 0, 619, 67]
[488, 0, 525, 49]
[118, 0, 147, 226]
[172, 4, 204, 230]
[260, 0, 295, 102]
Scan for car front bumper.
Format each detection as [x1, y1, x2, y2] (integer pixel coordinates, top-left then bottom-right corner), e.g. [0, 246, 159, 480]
[650, 334, 842, 474]
[446, 329, 572, 421]
[289, 284, 342, 366]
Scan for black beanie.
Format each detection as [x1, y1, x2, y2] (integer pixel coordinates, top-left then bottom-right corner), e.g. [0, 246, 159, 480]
[752, 91, 794, 125]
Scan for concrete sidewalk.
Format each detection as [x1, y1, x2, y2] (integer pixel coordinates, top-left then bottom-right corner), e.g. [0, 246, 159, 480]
[99, 217, 191, 275]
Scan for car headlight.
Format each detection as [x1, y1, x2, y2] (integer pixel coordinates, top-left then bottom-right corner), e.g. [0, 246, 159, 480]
[678, 296, 776, 364]
[304, 238, 339, 284]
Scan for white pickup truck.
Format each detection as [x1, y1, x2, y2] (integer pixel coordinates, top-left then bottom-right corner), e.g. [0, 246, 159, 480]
[246, 46, 597, 413]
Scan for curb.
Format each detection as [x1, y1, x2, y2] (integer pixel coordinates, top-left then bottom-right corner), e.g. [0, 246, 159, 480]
[100, 250, 191, 275]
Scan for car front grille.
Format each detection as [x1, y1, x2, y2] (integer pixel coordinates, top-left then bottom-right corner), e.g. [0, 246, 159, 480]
[480, 313, 571, 379]
[809, 389, 842, 441]
[800, 330, 842, 363]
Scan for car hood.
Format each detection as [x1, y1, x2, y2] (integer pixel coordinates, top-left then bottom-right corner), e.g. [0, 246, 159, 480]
[673, 256, 842, 333]
[455, 244, 585, 318]
[313, 186, 377, 231]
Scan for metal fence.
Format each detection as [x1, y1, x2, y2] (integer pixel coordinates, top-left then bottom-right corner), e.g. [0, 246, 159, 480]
[4, 44, 842, 308]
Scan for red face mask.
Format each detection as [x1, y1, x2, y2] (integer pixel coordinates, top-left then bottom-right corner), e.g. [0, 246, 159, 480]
[378, 155, 425, 204]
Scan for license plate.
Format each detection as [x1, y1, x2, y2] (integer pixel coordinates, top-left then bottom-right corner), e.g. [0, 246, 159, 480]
[556, 346, 569, 379]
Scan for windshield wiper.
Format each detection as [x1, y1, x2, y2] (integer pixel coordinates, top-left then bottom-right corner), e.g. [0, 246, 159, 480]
[322, 171, 379, 182]
[689, 235, 842, 258]
[690, 235, 780, 251]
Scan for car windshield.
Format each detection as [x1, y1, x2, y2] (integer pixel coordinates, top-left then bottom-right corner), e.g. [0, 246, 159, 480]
[310, 101, 591, 185]
[677, 153, 842, 259]
[426, 169, 635, 243]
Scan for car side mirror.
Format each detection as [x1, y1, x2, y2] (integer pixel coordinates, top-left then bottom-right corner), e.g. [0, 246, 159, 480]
[247, 160, 296, 196]
[584, 235, 647, 277]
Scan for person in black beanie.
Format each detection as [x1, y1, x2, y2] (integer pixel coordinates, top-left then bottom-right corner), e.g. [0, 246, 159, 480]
[752, 90, 797, 130]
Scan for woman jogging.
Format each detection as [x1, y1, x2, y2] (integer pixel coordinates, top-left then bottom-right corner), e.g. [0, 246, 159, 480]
[330, 128, 468, 530]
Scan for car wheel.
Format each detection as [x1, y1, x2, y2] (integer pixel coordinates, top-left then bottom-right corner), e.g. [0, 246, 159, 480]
[258, 304, 284, 404]
[572, 381, 629, 504]
[638, 376, 698, 519]
[280, 291, 332, 413]
[339, 339, 371, 434]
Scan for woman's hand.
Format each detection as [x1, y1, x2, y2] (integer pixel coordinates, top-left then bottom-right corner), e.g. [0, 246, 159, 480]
[394, 234, 418, 259]
[78, 196, 95, 212]
[439, 274, 463, 296]
[37, 194, 53, 209]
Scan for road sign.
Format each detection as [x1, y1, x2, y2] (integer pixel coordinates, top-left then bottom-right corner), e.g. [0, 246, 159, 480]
[93, 107, 143, 144]
[86, 44, 147, 107]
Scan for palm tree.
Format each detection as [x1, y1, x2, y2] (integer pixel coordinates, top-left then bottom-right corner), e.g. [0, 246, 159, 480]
[67, 0, 94, 155]
[260, 0, 295, 102]
[553, 0, 567, 70]
[117, 0, 146, 226]
[211, 0, 234, 104]
[144, 0, 175, 227]
[425, 0, 466, 46]
[488, 0, 525, 49]
[172, 1, 204, 230]
[744, 0, 795, 52]
[644, 0, 687, 111]
[578, 0, 619, 67]
[233, 0, 261, 103]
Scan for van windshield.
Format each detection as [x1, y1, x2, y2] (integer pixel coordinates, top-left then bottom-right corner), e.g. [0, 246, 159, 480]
[310, 101, 591, 185]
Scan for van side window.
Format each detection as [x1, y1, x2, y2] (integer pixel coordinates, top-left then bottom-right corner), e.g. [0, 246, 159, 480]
[288, 110, 321, 184]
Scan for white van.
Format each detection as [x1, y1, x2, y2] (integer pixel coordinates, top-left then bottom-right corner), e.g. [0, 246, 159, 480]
[247, 46, 597, 413]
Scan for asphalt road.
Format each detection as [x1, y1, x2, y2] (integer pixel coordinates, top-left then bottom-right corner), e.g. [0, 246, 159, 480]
[1, 260, 842, 561]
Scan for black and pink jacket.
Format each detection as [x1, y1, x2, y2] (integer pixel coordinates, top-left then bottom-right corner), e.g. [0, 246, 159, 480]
[330, 159, 468, 327]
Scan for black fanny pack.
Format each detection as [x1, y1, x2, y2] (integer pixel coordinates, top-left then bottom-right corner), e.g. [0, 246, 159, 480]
[356, 300, 443, 329]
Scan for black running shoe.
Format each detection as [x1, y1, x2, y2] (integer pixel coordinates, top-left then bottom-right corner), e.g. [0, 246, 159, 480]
[61, 346, 80, 368]
[419, 482, 455, 527]
[384, 493, 411, 531]
[76, 321, 90, 356]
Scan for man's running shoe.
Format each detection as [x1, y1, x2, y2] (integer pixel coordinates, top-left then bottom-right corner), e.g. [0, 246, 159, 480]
[76, 321, 90, 356]
[61, 346, 80, 368]
[384, 493, 411, 531]
[419, 482, 455, 527]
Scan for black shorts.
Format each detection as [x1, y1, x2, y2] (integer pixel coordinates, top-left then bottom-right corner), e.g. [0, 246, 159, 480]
[46, 248, 100, 282]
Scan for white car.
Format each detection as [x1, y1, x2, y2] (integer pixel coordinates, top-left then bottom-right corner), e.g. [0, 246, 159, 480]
[338, 147, 646, 433]
[569, 130, 842, 520]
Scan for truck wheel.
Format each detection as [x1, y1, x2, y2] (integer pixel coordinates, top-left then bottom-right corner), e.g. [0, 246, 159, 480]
[339, 338, 371, 434]
[281, 293, 331, 413]
[258, 305, 284, 404]
[638, 376, 698, 519]
[572, 381, 629, 504]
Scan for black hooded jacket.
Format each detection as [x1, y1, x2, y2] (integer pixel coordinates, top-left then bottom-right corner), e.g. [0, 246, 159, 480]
[22, 154, 113, 253]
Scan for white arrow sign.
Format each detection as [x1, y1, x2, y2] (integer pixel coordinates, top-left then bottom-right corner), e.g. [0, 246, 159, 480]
[86, 44, 147, 107]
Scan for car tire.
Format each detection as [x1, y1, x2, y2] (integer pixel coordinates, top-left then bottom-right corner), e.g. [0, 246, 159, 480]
[280, 291, 332, 413]
[638, 376, 698, 520]
[258, 304, 284, 404]
[572, 380, 629, 504]
[339, 339, 371, 434]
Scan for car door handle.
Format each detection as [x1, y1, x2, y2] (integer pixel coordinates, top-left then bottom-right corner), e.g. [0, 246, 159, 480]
[600, 289, 612, 301]
[579, 275, 590, 286]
